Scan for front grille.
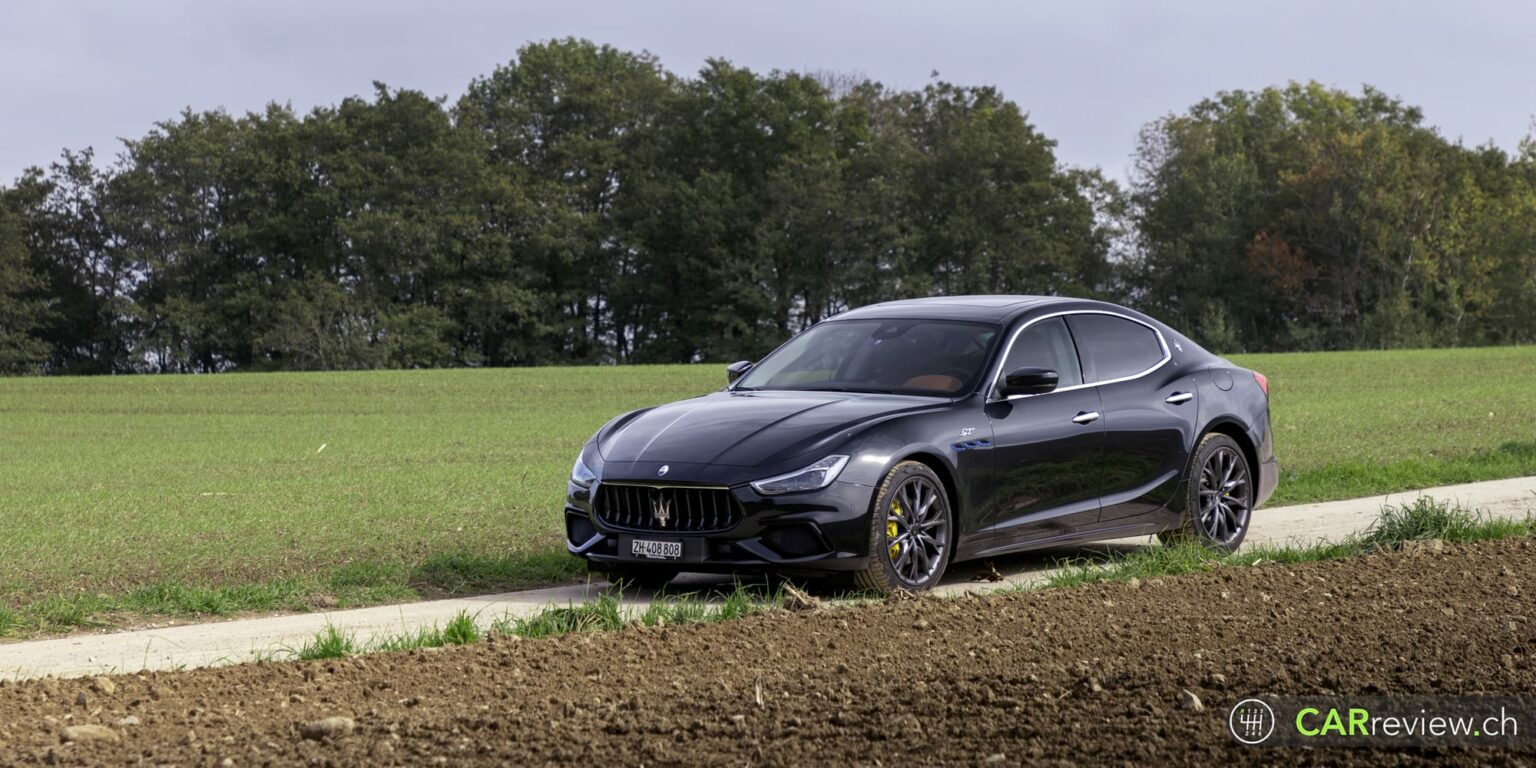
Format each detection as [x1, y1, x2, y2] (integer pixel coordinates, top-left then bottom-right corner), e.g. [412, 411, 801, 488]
[594, 484, 743, 533]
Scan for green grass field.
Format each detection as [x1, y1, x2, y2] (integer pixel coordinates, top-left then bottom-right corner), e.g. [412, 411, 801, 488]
[1, 345, 1534, 635]
[1240, 346, 1536, 503]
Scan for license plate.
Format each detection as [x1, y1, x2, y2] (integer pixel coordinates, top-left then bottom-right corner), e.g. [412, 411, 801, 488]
[631, 539, 683, 560]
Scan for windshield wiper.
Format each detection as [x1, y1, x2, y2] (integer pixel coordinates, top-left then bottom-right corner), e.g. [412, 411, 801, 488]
[796, 386, 894, 394]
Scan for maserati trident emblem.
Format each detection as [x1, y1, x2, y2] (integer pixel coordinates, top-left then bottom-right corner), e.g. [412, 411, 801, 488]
[652, 496, 672, 528]
[657, 464, 670, 477]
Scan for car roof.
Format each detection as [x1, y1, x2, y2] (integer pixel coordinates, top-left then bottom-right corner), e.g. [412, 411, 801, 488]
[831, 295, 1093, 324]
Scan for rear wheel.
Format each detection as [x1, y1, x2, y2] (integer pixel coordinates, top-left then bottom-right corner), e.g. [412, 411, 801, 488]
[1160, 433, 1253, 552]
[852, 461, 953, 594]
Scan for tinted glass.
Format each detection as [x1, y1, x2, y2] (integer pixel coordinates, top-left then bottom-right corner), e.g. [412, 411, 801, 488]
[736, 319, 998, 396]
[1066, 314, 1164, 382]
[999, 317, 1083, 388]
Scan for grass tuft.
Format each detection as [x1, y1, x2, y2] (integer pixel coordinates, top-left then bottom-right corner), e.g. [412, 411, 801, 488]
[296, 624, 358, 660]
[441, 610, 483, 646]
[28, 595, 106, 632]
[280, 584, 783, 663]
[368, 627, 438, 653]
[494, 582, 781, 640]
[303, 583, 784, 662]
[367, 610, 484, 653]
[1043, 497, 1533, 590]
[123, 581, 315, 616]
[502, 593, 629, 638]
[1043, 542, 1224, 589]
[410, 550, 586, 595]
[1235, 539, 1359, 565]
[0, 552, 563, 639]
[1360, 496, 1536, 548]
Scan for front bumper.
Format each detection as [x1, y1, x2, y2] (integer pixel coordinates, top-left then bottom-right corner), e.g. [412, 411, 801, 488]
[565, 478, 876, 576]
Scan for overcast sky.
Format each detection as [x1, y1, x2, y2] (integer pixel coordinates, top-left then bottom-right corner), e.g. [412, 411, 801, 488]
[3, 1, 1533, 184]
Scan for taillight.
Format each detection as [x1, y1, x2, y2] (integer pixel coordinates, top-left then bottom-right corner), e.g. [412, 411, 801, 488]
[1253, 372, 1269, 397]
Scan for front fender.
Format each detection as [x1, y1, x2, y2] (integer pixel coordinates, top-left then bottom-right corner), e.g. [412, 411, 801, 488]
[829, 399, 990, 538]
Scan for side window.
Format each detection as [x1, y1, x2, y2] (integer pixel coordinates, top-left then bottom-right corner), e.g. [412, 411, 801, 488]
[1065, 314, 1165, 382]
[999, 317, 1083, 388]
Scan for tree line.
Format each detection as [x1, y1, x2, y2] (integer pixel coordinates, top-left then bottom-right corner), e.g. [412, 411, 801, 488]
[1, 39, 1533, 375]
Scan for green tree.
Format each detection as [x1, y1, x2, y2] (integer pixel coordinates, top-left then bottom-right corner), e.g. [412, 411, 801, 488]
[1128, 82, 1526, 351]
[10, 152, 138, 373]
[621, 61, 849, 362]
[887, 81, 1109, 300]
[458, 38, 671, 364]
[116, 108, 279, 371]
[310, 85, 493, 369]
[0, 190, 50, 373]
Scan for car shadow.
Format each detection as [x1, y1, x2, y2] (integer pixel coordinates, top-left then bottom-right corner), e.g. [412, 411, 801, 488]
[611, 535, 1158, 600]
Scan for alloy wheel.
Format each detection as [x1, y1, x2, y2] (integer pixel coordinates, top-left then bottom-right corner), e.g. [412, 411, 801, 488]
[1198, 446, 1250, 544]
[885, 475, 949, 585]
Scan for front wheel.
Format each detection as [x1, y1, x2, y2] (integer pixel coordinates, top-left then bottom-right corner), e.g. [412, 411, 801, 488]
[851, 461, 954, 594]
[1160, 433, 1253, 552]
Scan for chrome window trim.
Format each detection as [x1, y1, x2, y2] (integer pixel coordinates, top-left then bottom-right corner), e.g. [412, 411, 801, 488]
[985, 309, 1172, 403]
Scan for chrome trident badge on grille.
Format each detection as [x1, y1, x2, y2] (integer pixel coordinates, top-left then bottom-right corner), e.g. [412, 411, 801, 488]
[652, 496, 672, 528]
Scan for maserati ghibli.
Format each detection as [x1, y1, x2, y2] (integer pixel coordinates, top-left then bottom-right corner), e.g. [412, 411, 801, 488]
[564, 296, 1277, 592]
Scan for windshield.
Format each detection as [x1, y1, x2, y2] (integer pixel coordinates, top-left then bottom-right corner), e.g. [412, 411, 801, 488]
[735, 319, 1000, 396]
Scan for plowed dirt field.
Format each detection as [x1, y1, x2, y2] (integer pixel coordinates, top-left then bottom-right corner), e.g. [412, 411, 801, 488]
[2, 538, 1532, 766]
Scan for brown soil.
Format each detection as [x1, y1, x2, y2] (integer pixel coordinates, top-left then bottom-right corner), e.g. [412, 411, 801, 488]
[1, 539, 1533, 766]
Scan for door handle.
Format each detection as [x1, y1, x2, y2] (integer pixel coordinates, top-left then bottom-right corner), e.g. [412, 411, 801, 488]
[1071, 411, 1101, 425]
[1165, 392, 1194, 405]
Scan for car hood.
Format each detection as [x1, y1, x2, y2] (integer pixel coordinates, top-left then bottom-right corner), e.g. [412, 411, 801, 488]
[596, 390, 943, 469]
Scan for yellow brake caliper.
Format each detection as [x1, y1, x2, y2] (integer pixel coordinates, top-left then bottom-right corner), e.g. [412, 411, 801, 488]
[887, 500, 902, 561]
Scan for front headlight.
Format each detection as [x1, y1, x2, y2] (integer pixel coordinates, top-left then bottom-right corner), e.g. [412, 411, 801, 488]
[750, 455, 849, 495]
[571, 455, 597, 487]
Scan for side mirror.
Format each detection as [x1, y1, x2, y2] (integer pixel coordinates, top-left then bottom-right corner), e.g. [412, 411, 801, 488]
[998, 367, 1058, 398]
[726, 360, 754, 384]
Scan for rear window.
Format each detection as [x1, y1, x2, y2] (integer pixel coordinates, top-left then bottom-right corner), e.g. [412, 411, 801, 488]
[1065, 314, 1165, 382]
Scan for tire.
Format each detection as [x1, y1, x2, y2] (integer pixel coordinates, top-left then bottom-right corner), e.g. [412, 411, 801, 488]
[591, 564, 678, 591]
[1159, 433, 1253, 552]
[852, 461, 954, 594]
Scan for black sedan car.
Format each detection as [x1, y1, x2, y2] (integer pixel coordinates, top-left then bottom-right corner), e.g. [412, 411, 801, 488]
[565, 296, 1277, 592]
